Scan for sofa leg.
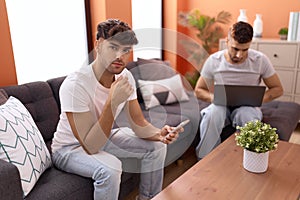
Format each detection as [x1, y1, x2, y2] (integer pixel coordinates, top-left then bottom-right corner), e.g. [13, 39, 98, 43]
[176, 159, 184, 166]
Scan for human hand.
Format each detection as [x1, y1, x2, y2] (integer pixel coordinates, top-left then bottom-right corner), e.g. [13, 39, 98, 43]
[110, 76, 133, 107]
[160, 125, 184, 144]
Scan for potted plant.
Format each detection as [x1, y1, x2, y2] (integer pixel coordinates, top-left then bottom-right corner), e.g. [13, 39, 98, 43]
[178, 10, 232, 88]
[235, 120, 279, 173]
[178, 10, 232, 54]
[278, 27, 288, 40]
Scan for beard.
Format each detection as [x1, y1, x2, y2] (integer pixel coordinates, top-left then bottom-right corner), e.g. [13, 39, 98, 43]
[106, 59, 126, 74]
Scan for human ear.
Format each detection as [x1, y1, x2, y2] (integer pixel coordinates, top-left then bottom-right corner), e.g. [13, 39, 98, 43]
[94, 38, 104, 51]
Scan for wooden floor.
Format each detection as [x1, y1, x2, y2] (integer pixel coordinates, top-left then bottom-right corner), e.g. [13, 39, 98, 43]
[123, 124, 300, 200]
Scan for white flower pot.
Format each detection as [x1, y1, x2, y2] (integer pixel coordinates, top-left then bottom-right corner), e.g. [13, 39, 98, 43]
[243, 149, 269, 173]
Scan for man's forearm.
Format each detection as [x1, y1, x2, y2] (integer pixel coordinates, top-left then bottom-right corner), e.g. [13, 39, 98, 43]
[263, 87, 283, 103]
[194, 88, 213, 103]
[130, 120, 161, 139]
[81, 100, 118, 154]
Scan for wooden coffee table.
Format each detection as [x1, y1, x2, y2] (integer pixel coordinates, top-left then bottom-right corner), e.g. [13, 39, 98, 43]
[152, 134, 300, 200]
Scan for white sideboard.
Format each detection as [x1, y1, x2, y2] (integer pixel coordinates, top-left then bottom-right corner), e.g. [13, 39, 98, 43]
[219, 39, 300, 104]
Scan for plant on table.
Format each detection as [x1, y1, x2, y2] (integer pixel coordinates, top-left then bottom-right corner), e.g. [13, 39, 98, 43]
[235, 120, 279, 173]
[278, 27, 288, 40]
[235, 120, 279, 153]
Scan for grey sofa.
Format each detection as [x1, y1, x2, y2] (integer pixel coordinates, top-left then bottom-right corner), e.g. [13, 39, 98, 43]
[0, 59, 200, 200]
[0, 58, 299, 200]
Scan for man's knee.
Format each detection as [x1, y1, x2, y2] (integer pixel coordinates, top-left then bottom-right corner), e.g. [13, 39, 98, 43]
[142, 142, 167, 162]
[151, 142, 167, 158]
[232, 106, 262, 126]
[201, 105, 227, 121]
[93, 156, 122, 184]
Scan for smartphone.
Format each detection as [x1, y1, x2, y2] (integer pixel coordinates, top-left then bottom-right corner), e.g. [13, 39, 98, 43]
[169, 119, 190, 134]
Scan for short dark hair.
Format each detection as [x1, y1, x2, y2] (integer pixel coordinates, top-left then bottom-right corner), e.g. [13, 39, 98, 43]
[229, 21, 253, 43]
[96, 19, 138, 45]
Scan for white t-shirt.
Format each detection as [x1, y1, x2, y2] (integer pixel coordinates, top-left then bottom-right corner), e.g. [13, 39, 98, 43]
[201, 49, 275, 85]
[51, 64, 137, 153]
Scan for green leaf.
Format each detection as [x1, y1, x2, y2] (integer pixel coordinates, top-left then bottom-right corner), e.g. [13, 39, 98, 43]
[178, 9, 232, 54]
[235, 120, 279, 153]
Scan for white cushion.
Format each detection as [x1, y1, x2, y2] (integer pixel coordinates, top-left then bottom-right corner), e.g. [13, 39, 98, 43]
[0, 96, 52, 197]
[138, 74, 189, 110]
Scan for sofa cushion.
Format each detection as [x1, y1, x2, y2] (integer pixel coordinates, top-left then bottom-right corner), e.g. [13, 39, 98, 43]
[137, 58, 175, 80]
[261, 101, 300, 141]
[138, 74, 189, 109]
[126, 58, 178, 105]
[46, 76, 66, 113]
[25, 167, 93, 200]
[0, 89, 8, 105]
[1, 81, 60, 150]
[0, 96, 52, 197]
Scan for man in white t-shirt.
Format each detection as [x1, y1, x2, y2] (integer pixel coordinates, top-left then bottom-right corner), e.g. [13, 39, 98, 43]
[194, 21, 283, 160]
[51, 19, 183, 200]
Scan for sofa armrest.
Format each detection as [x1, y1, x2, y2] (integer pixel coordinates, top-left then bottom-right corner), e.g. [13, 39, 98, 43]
[0, 159, 23, 199]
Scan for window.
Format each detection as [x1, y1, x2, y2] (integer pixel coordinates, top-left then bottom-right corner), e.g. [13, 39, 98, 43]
[131, 0, 162, 60]
[6, 0, 89, 84]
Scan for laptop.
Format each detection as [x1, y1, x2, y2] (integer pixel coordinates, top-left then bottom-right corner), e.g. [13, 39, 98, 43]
[213, 84, 266, 107]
